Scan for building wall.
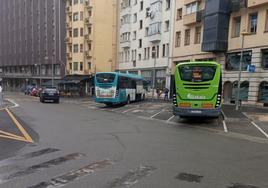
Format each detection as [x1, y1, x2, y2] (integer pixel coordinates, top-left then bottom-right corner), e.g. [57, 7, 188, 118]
[65, 0, 118, 76]
[172, 0, 268, 105]
[0, 0, 66, 90]
[118, 0, 174, 90]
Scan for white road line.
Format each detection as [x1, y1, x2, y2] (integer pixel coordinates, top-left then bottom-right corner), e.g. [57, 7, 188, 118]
[251, 121, 268, 138]
[222, 120, 228, 133]
[122, 107, 140, 114]
[150, 110, 164, 118]
[6, 98, 20, 108]
[166, 115, 175, 122]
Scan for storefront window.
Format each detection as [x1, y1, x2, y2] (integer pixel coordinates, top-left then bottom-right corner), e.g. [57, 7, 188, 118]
[258, 82, 268, 103]
[232, 81, 249, 101]
[226, 51, 252, 71]
[262, 49, 268, 69]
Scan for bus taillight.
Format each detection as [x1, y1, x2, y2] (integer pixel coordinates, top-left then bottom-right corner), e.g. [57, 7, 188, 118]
[202, 103, 213, 109]
[115, 90, 119, 97]
[179, 102, 191, 108]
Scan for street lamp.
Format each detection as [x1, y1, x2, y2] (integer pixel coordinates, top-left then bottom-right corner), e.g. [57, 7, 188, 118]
[151, 49, 157, 100]
[236, 31, 251, 110]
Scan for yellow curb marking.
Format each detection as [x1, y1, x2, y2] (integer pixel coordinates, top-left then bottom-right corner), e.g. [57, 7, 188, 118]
[0, 108, 34, 143]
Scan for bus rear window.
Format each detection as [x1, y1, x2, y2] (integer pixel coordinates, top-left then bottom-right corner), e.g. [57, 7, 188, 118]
[96, 73, 116, 83]
[179, 65, 217, 82]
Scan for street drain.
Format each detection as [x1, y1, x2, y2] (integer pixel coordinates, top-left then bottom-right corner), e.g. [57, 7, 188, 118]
[175, 172, 203, 183]
[28, 159, 113, 188]
[3, 153, 84, 182]
[109, 165, 156, 187]
[228, 183, 259, 188]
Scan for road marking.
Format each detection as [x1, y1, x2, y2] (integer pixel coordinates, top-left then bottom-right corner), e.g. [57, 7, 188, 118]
[5, 98, 19, 108]
[150, 110, 164, 118]
[0, 133, 30, 142]
[166, 115, 175, 122]
[122, 106, 140, 114]
[222, 120, 228, 133]
[5, 108, 33, 143]
[251, 121, 268, 138]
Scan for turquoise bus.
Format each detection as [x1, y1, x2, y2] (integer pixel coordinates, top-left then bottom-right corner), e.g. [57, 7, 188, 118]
[173, 62, 222, 118]
[95, 72, 147, 105]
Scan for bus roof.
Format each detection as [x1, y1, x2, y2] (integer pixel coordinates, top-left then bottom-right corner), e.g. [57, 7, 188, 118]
[95, 72, 145, 80]
[176, 61, 220, 67]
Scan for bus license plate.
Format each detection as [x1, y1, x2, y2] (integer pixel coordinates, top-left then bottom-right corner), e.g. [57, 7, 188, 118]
[191, 110, 202, 114]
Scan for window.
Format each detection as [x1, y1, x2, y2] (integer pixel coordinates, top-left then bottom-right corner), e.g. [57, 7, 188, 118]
[80, 44, 83, 53]
[177, 8, 182, 20]
[73, 0, 78, 5]
[88, 62, 92, 70]
[249, 13, 258, 34]
[265, 10, 268, 32]
[80, 62, 83, 71]
[80, 28, 83, 36]
[139, 39, 142, 48]
[152, 46, 156, 58]
[165, 20, 170, 32]
[186, 2, 198, 15]
[73, 28, 78, 37]
[226, 51, 252, 71]
[80, 11, 83, 20]
[258, 82, 268, 103]
[133, 13, 137, 23]
[133, 31, 137, 40]
[184, 29, 190, 46]
[73, 12, 79, 21]
[156, 45, 159, 58]
[262, 49, 268, 69]
[162, 44, 165, 57]
[166, 0, 170, 10]
[73, 62, 78, 71]
[194, 26, 201, 44]
[69, 63, 72, 70]
[145, 27, 149, 36]
[140, 1, 143, 11]
[232, 81, 249, 101]
[73, 44, 79, 53]
[232, 17, 241, 38]
[175, 31, 181, 47]
[80, 0, 83, 4]
[179, 65, 217, 82]
[139, 20, 143, 29]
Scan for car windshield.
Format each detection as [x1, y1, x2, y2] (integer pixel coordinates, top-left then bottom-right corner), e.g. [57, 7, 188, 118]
[96, 73, 116, 83]
[179, 65, 217, 82]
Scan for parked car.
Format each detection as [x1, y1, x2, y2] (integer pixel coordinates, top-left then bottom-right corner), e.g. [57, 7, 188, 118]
[39, 87, 60, 103]
[30, 87, 40, 97]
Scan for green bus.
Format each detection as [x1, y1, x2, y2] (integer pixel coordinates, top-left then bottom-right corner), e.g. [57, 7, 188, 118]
[173, 61, 222, 118]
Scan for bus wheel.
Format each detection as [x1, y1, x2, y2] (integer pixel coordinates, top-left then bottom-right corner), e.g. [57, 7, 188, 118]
[126, 95, 130, 104]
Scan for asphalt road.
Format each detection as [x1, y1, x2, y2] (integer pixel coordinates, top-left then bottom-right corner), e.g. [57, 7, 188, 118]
[0, 93, 267, 188]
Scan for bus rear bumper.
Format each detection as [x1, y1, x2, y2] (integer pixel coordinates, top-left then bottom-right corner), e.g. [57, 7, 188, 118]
[95, 97, 121, 104]
[172, 106, 221, 118]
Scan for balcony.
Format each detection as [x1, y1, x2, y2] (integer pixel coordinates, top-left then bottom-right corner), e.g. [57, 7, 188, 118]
[248, 0, 268, 8]
[85, 1, 93, 10]
[66, 22, 72, 30]
[120, 40, 131, 48]
[184, 0, 200, 5]
[65, 37, 72, 44]
[183, 10, 203, 25]
[84, 34, 92, 42]
[148, 33, 161, 43]
[66, 53, 72, 60]
[66, 6, 72, 15]
[0, 72, 32, 78]
[85, 18, 92, 26]
[85, 51, 92, 59]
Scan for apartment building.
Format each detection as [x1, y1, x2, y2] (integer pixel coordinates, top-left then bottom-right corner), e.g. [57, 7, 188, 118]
[65, 0, 118, 77]
[172, 0, 268, 105]
[118, 0, 174, 91]
[0, 0, 66, 90]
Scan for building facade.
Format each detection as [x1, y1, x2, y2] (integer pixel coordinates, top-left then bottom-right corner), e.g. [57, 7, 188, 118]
[118, 0, 174, 91]
[172, 0, 268, 106]
[65, 0, 118, 76]
[0, 0, 66, 90]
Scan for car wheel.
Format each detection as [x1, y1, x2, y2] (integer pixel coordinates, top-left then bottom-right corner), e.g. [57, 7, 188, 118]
[55, 99, 60, 103]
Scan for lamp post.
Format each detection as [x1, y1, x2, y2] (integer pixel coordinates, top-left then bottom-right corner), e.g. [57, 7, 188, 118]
[152, 49, 156, 100]
[236, 32, 250, 110]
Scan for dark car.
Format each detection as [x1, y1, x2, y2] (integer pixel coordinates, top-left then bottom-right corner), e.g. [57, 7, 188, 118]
[39, 87, 60, 103]
[24, 85, 35, 95]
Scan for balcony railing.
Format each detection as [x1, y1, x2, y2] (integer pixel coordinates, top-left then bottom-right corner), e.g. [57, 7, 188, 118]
[183, 10, 203, 25]
[120, 40, 131, 48]
[184, 0, 201, 5]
